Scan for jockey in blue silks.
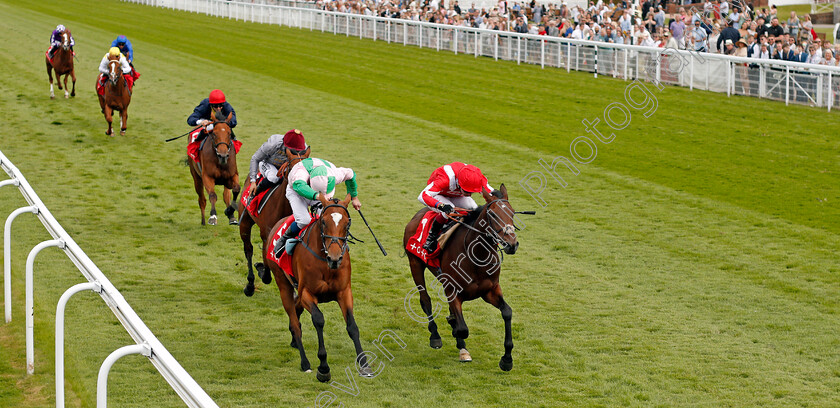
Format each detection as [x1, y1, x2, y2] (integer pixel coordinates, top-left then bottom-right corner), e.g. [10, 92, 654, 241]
[111, 35, 134, 64]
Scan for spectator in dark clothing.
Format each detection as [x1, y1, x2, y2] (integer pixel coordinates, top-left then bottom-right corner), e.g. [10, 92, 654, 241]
[454, 0, 461, 15]
[766, 18, 784, 37]
[717, 20, 741, 53]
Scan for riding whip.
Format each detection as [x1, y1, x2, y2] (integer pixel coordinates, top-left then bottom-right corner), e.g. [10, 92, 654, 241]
[165, 126, 202, 142]
[357, 209, 387, 256]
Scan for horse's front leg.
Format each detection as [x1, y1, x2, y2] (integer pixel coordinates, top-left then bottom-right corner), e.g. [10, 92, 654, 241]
[224, 175, 240, 224]
[46, 60, 55, 99]
[239, 214, 256, 296]
[69, 69, 76, 97]
[337, 289, 374, 377]
[103, 106, 113, 136]
[62, 73, 69, 98]
[274, 267, 310, 372]
[119, 109, 127, 136]
[202, 176, 218, 225]
[301, 292, 330, 383]
[482, 285, 513, 371]
[446, 297, 471, 362]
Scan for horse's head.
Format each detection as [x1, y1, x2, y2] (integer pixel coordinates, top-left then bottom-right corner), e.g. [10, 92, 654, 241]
[317, 194, 352, 270]
[107, 59, 121, 84]
[61, 32, 70, 50]
[210, 110, 234, 165]
[480, 184, 519, 255]
[284, 145, 311, 176]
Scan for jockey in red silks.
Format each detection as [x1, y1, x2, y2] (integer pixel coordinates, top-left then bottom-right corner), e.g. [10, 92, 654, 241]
[418, 162, 495, 252]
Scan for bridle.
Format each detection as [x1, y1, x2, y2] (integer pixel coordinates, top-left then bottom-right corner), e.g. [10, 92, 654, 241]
[456, 198, 518, 254]
[107, 60, 122, 85]
[208, 122, 233, 161]
[61, 33, 70, 50]
[298, 202, 362, 268]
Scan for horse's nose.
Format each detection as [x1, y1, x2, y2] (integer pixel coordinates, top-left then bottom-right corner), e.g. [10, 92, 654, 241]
[505, 241, 519, 255]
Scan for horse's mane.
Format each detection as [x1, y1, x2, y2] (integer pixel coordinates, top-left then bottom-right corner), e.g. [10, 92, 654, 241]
[462, 191, 504, 226]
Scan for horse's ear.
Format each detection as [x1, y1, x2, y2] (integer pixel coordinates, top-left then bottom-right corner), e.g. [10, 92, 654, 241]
[499, 183, 508, 199]
[481, 187, 494, 203]
[340, 193, 352, 208]
[226, 111, 233, 124]
[303, 146, 311, 158]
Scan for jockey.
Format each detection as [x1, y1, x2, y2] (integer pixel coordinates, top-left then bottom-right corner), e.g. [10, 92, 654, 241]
[110, 35, 134, 63]
[187, 89, 237, 143]
[48, 24, 74, 59]
[418, 162, 495, 252]
[248, 129, 308, 199]
[275, 158, 361, 257]
[97, 47, 133, 88]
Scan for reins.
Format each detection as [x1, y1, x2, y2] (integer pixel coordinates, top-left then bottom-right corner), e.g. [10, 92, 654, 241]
[296, 203, 363, 265]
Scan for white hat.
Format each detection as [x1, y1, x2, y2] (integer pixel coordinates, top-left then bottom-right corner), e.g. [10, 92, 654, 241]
[725, 39, 734, 45]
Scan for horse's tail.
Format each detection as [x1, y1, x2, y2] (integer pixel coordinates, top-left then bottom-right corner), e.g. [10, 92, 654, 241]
[179, 155, 190, 167]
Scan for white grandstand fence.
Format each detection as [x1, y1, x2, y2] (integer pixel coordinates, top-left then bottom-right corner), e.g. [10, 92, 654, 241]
[123, 0, 840, 111]
[0, 149, 218, 408]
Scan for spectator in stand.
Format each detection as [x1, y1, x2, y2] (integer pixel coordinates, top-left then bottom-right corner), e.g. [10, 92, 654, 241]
[692, 20, 708, 52]
[709, 23, 721, 53]
[755, 17, 768, 39]
[664, 30, 678, 49]
[670, 16, 686, 47]
[654, 6, 665, 31]
[781, 43, 795, 61]
[800, 14, 812, 42]
[728, 6, 741, 29]
[807, 44, 822, 64]
[718, 19, 740, 53]
[720, 0, 730, 18]
[823, 49, 836, 65]
[758, 42, 770, 59]
[766, 17, 784, 38]
[794, 44, 808, 62]
[771, 41, 784, 59]
[787, 11, 800, 40]
[735, 38, 748, 57]
[746, 35, 760, 57]
[724, 38, 736, 55]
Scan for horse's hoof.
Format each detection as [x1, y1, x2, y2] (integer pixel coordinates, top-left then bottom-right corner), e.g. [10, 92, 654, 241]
[50, 95, 55, 100]
[208, 215, 217, 225]
[430, 337, 442, 349]
[499, 356, 513, 371]
[119, 131, 125, 136]
[224, 206, 235, 218]
[358, 365, 375, 378]
[459, 348, 472, 363]
[256, 263, 272, 285]
[229, 218, 238, 225]
[243, 283, 255, 297]
[316, 370, 331, 383]
[304, 369, 312, 373]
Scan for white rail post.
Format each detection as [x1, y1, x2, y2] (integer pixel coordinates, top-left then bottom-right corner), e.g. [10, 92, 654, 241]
[475, 32, 479, 58]
[567, 43, 571, 72]
[454, 29, 458, 54]
[829, 71, 833, 112]
[56, 281, 101, 408]
[373, 18, 376, 40]
[97, 343, 152, 408]
[359, 16, 362, 39]
[437, 27, 440, 51]
[540, 39, 544, 68]
[517, 37, 520, 64]
[624, 49, 628, 80]
[26, 239, 65, 374]
[387, 21, 390, 43]
[594, 45, 598, 78]
[690, 55, 694, 90]
[726, 61, 731, 96]
[785, 66, 790, 105]
[419, 25, 422, 47]
[4, 205, 38, 323]
[404, 23, 407, 46]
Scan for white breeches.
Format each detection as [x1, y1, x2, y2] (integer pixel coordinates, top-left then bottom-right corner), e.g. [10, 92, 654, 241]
[259, 161, 281, 183]
[287, 189, 319, 228]
[418, 195, 478, 218]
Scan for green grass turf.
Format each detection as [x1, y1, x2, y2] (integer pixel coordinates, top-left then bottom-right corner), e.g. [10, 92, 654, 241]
[0, 0, 839, 406]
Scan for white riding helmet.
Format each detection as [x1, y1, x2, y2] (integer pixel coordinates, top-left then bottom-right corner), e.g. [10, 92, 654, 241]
[56, 24, 66, 32]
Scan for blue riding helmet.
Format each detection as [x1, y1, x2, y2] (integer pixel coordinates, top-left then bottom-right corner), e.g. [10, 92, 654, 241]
[117, 35, 127, 44]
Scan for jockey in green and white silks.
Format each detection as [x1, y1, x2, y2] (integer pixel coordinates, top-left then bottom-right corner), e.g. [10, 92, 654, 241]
[275, 158, 361, 256]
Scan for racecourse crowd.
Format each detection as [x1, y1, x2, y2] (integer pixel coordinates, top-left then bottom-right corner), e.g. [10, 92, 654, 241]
[311, 0, 840, 66]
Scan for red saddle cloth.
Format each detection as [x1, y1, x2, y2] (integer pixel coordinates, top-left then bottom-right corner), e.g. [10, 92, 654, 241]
[406, 212, 443, 268]
[96, 73, 136, 96]
[266, 216, 318, 277]
[238, 175, 272, 218]
[187, 128, 242, 163]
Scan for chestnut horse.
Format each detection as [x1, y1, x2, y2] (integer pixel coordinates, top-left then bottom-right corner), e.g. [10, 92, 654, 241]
[403, 184, 520, 370]
[265, 195, 373, 382]
[46, 31, 75, 99]
[189, 110, 241, 225]
[98, 58, 131, 136]
[239, 147, 310, 297]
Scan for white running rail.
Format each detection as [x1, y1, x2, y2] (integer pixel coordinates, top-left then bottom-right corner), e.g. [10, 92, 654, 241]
[123, 0, 840, 111]
[0, 149, 218, 408]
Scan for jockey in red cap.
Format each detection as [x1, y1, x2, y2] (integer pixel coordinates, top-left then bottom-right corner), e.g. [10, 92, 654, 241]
[187, 89, 237, 143]
[418, 162, 495, 252]
[247, 129, 309, 198]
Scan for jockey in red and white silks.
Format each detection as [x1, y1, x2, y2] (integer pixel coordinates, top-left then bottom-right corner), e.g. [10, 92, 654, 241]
[418, 162, 494, 251]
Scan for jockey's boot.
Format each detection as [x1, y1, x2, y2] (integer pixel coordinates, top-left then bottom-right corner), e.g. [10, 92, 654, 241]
[423, 218, 444, 252]
[48, 46, 56, 59]
[274, 222, 302, 259]
[251, 177, 276, 198]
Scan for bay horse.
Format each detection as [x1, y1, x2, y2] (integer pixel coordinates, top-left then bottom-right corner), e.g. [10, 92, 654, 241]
[403, 184, 520, 370]
[98, 58, 131, 136]
[239, 146, 310, 297]
[188, 110, 241, 225]
[265, 194, 373, 382]
[46, 31, 75, 99]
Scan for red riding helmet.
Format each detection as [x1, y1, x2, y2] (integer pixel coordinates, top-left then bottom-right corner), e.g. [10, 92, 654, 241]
[208, 89, 225, 104]
[458, 165, 488, 193]
[283, 129, 306, 151]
